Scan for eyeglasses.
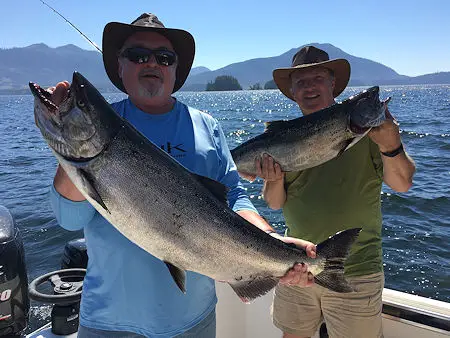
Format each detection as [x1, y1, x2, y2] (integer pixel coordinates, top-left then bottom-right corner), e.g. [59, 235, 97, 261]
[120, 47, 177, 66]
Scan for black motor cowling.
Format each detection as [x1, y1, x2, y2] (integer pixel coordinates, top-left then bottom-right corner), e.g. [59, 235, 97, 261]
[61, 238, 88, 270]
[0, 205, 29, 337]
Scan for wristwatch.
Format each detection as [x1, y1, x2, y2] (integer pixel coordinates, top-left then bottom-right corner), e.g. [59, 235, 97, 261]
[381, 143, 404, 157]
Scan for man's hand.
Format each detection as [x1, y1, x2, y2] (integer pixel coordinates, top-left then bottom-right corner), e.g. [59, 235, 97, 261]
[256, 154, 284, 182]
[272, 233, 316, 287]
[51, 81, 71, 105]
[368, 107, 401, 153]
[238, 154, 285, 183]
[43, 81, 71, 106]
[368, 105, 416, 192]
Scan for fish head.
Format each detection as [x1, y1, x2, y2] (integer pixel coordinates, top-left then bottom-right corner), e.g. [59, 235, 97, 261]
[30, 72, 121, 161]
[346, 86, 387, 134]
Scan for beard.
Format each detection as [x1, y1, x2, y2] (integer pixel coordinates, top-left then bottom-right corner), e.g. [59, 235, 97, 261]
[137, 79, 165, 98]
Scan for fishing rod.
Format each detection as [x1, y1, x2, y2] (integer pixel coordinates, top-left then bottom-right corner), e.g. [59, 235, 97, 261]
[38, 0, 102, 53]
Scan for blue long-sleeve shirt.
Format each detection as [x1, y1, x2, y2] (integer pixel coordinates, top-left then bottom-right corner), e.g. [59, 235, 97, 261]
[50, 98, 257, 337]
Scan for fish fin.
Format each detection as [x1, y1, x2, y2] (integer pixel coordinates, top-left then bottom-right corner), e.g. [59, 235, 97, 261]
[165, 261, 186, 294]
[229, 277, 279, 302]
[77, 169, 110, 213]
[314, 269, 354, 293]
[317, 228, 362, 260]
[337, 137, 359, 157]
[314, 228, 362, 293]
[193, 174, 229, 206]
[264, 119, 294, 133]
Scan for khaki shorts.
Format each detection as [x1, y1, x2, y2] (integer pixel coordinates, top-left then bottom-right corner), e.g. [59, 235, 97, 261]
[272, 272, 384, 338]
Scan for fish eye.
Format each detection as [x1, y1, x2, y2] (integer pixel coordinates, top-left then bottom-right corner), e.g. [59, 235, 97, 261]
[77, 100, 85, 108]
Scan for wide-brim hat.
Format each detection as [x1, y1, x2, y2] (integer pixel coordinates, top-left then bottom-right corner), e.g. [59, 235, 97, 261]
[102, 13, 195, 94]
[273, 46, 350, 100]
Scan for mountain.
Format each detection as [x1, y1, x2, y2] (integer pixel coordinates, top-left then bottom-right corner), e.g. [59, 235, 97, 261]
[189, 66, 211, 76]
[382, 71, 450, 85]
[182, 43, 413, 90]
[183, 43, 450, 90]
[0, 43, 449, 94]
[0, 43, 112, 91]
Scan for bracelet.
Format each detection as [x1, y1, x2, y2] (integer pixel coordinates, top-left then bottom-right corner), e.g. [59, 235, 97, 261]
[381, 143, 404, 157]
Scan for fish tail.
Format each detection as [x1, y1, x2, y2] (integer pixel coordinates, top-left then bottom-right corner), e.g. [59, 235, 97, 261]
[314, 228, 362, 293]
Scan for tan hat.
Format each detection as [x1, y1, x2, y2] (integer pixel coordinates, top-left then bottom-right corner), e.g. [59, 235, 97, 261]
[273, 46, 350, 100]
[102, 13, 195, 94]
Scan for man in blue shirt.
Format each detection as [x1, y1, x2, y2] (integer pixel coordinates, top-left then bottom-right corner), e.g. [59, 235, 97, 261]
[48, 13, 316, 338]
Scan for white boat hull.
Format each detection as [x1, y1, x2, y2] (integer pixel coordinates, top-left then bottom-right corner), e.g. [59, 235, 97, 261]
[216, 283, 450, 338]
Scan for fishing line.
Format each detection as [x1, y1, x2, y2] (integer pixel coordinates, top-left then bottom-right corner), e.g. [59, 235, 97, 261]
[38, 0, 102, 53]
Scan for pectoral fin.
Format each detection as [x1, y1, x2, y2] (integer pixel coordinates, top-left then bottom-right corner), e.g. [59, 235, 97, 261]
[165, 261, 186, 293]
[77, 169, 109, 213]
[337, 138, 357, 157]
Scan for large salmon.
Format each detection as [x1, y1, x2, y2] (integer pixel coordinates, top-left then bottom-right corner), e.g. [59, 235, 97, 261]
[30, 72, 361, 301]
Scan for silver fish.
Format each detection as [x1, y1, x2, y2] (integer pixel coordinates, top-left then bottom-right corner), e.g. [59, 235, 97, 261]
[231, 86, 389, 177]
[30, 72, 362, 301]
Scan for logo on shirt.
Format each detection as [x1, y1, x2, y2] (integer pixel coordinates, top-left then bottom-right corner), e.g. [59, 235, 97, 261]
[161, 142, 187, 159]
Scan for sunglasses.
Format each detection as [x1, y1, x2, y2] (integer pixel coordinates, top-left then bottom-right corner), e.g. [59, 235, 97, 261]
[120, 47, 177, 66]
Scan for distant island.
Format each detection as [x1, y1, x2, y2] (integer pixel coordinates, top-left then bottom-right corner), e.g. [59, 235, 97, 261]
[263, 80, 277, 90]
[206, 75, 242, 91]
[0, 43, 449, 94]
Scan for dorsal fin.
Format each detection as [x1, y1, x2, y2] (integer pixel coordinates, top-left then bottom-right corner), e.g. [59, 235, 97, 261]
[264, 120, 290, 133]
[264, 116, 303, 133]
[193, 174, 229, 206]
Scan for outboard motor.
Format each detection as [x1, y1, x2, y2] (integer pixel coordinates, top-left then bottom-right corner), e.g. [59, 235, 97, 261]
[61, 238, 88, 270]
[0, 205, 29, 337]
[49, 238, 87, 335]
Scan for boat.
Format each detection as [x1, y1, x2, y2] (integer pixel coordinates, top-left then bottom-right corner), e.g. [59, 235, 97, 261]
[0, 205, 448, 337]
[215, 283, 450, 338]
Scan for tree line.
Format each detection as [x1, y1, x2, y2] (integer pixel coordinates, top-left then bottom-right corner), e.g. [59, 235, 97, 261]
[206, 76, 277, 91]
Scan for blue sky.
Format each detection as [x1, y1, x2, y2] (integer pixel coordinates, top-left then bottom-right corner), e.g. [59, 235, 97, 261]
[2, 0, 449, 76]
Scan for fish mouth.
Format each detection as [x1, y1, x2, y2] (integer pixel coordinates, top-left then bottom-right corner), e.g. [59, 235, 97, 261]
[29, 82, 59, 113]
[29, 80, 77, 158]
[349, 122, 370, 135]
[29, 80, 72, 141]
[29, 73, 104, 160]
[31, 72, 125, 161]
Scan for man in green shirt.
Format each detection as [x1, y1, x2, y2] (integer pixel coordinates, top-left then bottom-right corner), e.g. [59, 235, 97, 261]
[253, 46, 416, 338]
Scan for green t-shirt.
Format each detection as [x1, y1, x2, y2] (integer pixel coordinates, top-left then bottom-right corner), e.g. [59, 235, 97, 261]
[283, 136, 384, 277]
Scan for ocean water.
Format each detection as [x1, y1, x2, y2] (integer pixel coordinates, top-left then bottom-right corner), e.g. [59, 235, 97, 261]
[0, 85, 449, 331]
